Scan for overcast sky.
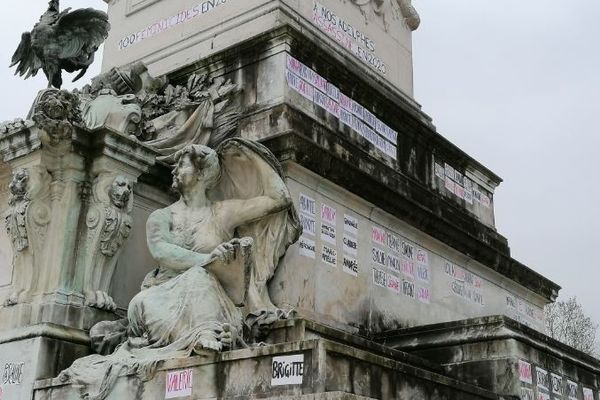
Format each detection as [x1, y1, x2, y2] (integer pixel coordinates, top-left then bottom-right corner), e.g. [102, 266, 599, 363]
[0, 1, 598, 323]
[413, 0, 600, 323]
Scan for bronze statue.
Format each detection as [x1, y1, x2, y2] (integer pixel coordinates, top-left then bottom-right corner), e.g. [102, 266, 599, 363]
[10, 0, 110, 89]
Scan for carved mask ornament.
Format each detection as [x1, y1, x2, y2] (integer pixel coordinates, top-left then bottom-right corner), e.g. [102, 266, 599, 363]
[100, 176, 133, 257]
[109, 176, 132, 209]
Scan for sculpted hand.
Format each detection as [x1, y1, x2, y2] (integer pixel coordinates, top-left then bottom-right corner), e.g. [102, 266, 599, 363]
[210, 240, 238, 263]
[215, 323, 235, 349]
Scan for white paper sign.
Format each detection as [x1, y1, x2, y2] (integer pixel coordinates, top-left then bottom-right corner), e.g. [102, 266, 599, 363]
[372, 226, 387, 246]
[551, 373, 563, 395]
[299, 193, 316, 216]
[321, 245, 337, 267]
[343, 234, 358, 256]
[371, 247, 386, 267]
[343, 214, 359, 236]
[299, 236, 316, 259]
[321, 204, 337, 226]
[521, 388, 534, 400]
[567, 380, 578, 400]
[386, 274, 400, 294]
[373, 267, 387, 288]
[434, 163, 445, 179]
[536, 367, 549, 391]
[300, 214, 316, 236]
[386, 233, 400, 254]
[272, 355, 304, 386]
[342, 256, 359, 277]
[583, 388, 594, 400]
[165, 369, 193, 399]
[320, 223, 336, 245]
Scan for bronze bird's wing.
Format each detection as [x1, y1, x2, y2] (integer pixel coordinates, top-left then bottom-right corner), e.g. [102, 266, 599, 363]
[55, 8, 110, 63]
[10, 32, 43, 79]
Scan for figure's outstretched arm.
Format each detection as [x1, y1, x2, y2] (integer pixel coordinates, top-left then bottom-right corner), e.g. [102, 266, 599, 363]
[146, 209, 212, 271]
[219, 178, 292, 232]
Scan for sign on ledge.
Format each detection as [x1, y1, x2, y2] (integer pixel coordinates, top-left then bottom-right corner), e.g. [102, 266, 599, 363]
[271, 354, 304, 386]
[165, 369, 193, 399]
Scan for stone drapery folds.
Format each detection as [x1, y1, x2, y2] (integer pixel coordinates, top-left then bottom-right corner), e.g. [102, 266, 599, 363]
[81, 62, 241, 162]
[59, 139, 300, 400]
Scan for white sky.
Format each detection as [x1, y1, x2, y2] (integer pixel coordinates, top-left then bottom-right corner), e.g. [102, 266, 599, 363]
[413, 1, 600, 323]
[0, 1, 598, 323]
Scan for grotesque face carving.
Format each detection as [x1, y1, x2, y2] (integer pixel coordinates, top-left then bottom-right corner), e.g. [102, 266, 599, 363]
[109, 176, 132, 209]
[9, 169, 29, 200]
[172, 145, 220, 193]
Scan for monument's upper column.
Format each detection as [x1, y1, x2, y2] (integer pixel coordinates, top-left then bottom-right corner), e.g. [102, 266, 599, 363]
[101, 0, 419, 97]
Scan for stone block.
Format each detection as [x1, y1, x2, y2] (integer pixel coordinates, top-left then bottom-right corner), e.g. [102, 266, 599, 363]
[33, 319, 502, 400]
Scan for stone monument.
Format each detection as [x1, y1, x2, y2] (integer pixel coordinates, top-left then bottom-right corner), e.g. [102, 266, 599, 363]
[0, 1, 598, 400]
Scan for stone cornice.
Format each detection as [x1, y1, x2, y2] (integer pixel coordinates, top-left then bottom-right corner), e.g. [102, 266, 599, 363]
[260, 125, 560, 302]
[376, 315, 600, 374]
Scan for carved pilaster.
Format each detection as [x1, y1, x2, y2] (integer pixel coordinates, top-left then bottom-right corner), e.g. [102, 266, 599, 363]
[79, 175, 133, 311]
[2, 162, 53, 307]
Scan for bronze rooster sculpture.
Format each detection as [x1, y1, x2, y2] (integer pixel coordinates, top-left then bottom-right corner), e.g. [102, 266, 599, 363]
[10, 0, 110, 89]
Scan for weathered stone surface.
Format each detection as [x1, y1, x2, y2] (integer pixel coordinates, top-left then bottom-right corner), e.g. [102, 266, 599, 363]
[0, 324, 90, 400]
[0, 87, 157, 318]
[0, 90, 157, 400]
[101, 0, 417, 97]
[0, 3, 582, 400]
[33, 319, 504, 400]
[22, 27, 557, 335]
[377, 316, 600, 398]
[55, 138, 300, 399]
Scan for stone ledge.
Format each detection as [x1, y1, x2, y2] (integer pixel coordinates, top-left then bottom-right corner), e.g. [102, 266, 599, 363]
[170, 24, 501, 186]
[0, 323, 89, 346]
[260, 129, 560, 302]
[267, 318, 444, 373]
[272, 392, 376, 400]
[376, 315, 600, 374]
[34, 337, 502, 400]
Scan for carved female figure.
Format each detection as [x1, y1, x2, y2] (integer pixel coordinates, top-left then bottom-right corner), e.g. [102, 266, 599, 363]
[60, 138, 300, 399]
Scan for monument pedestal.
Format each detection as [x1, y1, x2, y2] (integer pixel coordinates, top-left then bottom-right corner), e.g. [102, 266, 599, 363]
[377, 316, 600, 399]
[0, 324, 90, 400]
[0, 1, 596, 399]
[33, 319, 503, 400]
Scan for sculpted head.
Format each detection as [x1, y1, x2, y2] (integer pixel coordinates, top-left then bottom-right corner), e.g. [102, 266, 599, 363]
[9, 169, 29, 199]
[109, 176, 132, 209]
[172, 145, 221, 194]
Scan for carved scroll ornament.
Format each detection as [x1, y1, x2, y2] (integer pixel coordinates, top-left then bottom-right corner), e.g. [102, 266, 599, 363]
[82, 175, 133, 311]
[3, 167, 52, 306]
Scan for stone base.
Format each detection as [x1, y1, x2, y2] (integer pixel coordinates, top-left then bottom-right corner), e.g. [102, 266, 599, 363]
[0, 324, 91, 400]
[376, 316, 600, 398]
[33, 319, 503, 400]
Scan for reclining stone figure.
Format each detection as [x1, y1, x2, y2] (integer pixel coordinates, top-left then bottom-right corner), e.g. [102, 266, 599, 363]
[59, 138, 300, 400]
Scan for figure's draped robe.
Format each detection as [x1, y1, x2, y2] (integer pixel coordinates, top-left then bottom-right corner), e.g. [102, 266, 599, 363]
[63, 207, 245, 400]
[60, 139, 301, 400]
